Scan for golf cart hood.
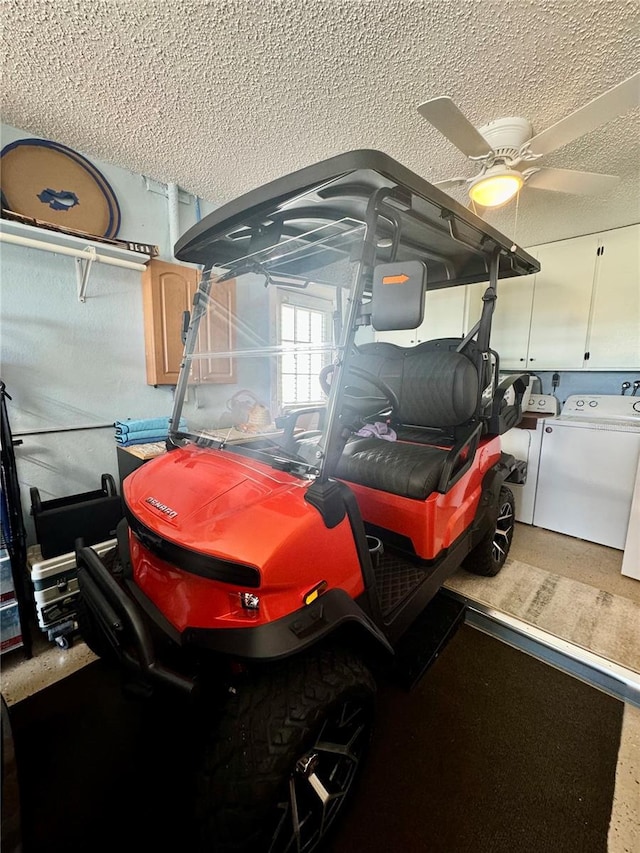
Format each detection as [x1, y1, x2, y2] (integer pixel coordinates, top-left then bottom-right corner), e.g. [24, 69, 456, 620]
[123, 444, 309, 561]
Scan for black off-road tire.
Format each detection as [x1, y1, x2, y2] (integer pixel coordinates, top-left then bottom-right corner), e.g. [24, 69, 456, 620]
[463, 485, 515, 577]
[196, 646, 376, 853]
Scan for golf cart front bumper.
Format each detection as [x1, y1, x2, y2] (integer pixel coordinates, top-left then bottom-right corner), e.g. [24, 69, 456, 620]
[75, 537, 391, 696]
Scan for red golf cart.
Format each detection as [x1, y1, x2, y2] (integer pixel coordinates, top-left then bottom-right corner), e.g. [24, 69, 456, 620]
[76, 150, 536, 852]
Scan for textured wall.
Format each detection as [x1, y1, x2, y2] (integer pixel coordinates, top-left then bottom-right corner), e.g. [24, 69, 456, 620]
[0, 124, 219, 543]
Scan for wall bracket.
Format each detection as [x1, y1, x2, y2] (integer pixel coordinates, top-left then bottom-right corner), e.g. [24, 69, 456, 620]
[75, 246, 97, 302]
[0, 218, 150, 303]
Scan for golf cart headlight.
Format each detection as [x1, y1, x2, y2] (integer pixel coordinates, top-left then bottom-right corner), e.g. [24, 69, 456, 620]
[240, 592, 260, 611]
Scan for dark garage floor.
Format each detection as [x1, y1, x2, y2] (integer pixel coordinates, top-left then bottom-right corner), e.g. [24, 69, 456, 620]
[5, 624, 623, 853]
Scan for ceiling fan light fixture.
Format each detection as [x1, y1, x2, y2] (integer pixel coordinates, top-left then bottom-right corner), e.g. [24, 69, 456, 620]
[468, 166, 524, 208]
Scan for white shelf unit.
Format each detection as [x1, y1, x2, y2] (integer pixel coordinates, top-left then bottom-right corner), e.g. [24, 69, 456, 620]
[0, 218, 151, 302]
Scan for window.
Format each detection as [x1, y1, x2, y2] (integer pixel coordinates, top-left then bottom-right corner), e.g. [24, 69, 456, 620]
[279, 300, 332, 406]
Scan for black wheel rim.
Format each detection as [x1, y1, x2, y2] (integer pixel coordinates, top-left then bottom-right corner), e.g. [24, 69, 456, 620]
[268, 697, 372, 853]
[492, 497, 514, 565]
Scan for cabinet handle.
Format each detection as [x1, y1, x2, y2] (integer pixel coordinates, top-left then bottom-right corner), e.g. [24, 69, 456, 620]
[529, 358, 536, 361]
[520, 358, 525, 362]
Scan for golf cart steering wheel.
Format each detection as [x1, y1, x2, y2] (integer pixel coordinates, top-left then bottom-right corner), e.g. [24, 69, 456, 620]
[319, 363, 400, 420]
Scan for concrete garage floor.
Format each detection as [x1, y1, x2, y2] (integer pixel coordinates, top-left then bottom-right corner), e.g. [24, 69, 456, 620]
[1, 524, 639, 851]
[510, 524, 640, 604]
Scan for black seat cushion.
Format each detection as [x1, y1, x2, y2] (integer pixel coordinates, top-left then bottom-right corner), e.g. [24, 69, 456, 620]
[393, 425, 453, 446]
[335, 437, 449, 500]
[351, 342, 478, 428]
[336, 341, 481, 499]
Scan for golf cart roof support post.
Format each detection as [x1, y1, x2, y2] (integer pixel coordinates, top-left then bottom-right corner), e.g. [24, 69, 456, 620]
[478, 248, 500, 353]
[167, 270, 213, 442]
[378, 201, 457, 281]
[473, 247, 501, 421]
[317, 188, 387, 483]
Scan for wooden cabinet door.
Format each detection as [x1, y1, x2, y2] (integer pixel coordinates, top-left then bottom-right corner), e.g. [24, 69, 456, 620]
[586, 224, 640, 369]
[142, 259, 199, 385]
[194, 278, 237, 384]
[527, 234, 597, 369]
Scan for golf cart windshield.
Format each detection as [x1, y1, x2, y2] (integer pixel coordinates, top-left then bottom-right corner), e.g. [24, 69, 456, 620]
[168, 151, 538, 479]
[169, 217, 365, 477]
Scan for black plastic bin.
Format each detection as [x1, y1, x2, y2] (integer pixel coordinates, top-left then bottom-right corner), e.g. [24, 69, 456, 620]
[30, 474, 123, 559]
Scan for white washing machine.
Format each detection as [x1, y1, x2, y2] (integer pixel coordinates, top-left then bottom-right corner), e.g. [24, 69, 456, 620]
[533, 395, 640, 550]
[622, 457, 640, 579]
[501, 394, 560, 524]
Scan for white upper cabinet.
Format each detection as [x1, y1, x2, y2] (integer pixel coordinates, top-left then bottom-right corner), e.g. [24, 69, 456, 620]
[375, 285, 468, 346]
[584, 224, 640, 369]
[489, 260, 538, 368]
[493, 227, 638, 371]
[526, 233, 598, 370]
[375, 225, 638, 370]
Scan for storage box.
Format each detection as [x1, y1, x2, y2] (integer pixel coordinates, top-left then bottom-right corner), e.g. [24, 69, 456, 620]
[0, 549, 14, 601]
[30, 474, 123, 559]
[0, 600, 23, 653]
[29, 538, 117, 637]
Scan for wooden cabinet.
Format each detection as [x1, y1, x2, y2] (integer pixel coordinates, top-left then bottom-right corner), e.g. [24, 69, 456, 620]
[585, 224, 640, 369]
[195, 278, 237, 384]
[142, 259, 236, 386]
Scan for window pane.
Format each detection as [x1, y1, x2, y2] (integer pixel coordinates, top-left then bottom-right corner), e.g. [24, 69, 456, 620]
[279, 300, 331, 405]
[282, 352, 296, 374]
[282, 373, 297, 402]
[310, 311, 323, 341]
[295, 308, 312, 343]
[297, 353, 311, 374]
[281, 305, 295, 341]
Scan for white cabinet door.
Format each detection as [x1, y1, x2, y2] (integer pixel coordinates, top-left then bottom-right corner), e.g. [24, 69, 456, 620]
[375, 285, 467, 345]
[463, 281, 487, 336]
[526, 234, 597, 369]
[489, 270, 537, 369]
[586, 224, 640, 369]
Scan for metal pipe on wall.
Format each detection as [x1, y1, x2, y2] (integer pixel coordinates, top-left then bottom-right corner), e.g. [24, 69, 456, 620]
[168, 182, 180, 259]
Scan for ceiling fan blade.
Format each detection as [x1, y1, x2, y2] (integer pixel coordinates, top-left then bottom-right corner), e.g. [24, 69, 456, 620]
[524, 167, 620, 195]
[434, 177, 470, 190]
[417, 97, 494, 159]
[527, 72, 640, 157]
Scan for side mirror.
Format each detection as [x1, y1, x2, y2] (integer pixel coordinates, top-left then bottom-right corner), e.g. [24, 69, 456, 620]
[371, 261, 426, 331]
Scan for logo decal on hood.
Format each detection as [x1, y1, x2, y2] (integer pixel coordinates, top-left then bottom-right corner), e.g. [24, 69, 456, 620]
[145, 497, 178, 519]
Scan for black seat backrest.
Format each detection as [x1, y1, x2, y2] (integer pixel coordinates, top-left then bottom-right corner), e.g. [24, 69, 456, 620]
[351, 341, 479, 431]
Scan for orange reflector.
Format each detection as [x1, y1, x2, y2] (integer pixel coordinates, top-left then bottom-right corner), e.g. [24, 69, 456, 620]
[304, 580, 328, 606]
[381, 273, 410, 285]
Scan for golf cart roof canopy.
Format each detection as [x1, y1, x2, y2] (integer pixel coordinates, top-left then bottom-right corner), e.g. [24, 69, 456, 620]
[175, 149, 539, 289]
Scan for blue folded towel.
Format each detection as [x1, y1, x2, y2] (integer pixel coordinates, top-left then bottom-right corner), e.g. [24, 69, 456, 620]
[117, 432, 172, 447]
[115, 417, 186, 436]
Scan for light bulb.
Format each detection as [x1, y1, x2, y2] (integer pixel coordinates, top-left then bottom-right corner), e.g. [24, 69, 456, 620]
[469, 167, 523, 208]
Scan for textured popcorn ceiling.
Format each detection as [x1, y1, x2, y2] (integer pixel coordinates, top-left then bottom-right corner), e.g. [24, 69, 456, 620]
[1, 0, 639, 247]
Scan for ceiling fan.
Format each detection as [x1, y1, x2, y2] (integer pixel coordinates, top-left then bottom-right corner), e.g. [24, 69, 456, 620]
[417, 72, 640, 208]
